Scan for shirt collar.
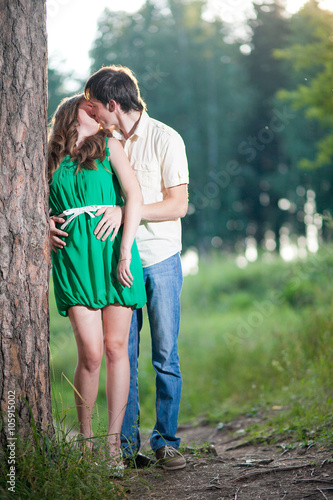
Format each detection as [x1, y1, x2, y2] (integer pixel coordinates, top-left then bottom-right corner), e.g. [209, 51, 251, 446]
[112, 110, 149, 141]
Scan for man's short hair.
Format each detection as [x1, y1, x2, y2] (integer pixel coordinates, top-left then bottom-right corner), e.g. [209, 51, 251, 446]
[84, 65, 146, 113]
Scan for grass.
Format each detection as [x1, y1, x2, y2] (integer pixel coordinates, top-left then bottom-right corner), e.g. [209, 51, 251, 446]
[178, 246, 333, 446]
[3, 245, 331, 498]
[48, 245, 333, 448]
[0, 415, 127, 499]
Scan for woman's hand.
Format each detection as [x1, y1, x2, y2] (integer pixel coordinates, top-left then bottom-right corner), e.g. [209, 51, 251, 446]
[94, 206, 124, 241]
[116, 258, 133, 288]
[50, 217, 68, 252]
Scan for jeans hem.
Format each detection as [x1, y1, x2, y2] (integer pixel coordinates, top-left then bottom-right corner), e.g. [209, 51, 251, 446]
[151, 438, 181, 453]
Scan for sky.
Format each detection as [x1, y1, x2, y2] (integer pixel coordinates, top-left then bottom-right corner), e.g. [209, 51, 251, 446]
[47, 0, 146, 82]
[46, 0, 333, 86]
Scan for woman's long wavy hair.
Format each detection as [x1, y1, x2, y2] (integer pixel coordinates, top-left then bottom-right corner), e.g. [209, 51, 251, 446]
[48, 94, 111, 179]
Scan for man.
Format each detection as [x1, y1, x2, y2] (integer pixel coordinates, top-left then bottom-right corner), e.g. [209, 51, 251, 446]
[51, 65, 189, 470]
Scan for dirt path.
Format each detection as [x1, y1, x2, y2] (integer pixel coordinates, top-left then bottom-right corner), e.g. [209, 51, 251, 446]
[125, 416, 333, 499]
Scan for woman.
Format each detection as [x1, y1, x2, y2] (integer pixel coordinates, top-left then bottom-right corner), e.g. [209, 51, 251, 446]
[48, 94, 146, 470]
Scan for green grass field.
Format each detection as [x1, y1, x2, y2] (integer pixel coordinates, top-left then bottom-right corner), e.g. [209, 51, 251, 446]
[50, 245, 333, 446]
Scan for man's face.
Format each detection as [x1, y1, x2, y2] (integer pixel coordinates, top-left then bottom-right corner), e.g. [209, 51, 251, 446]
[88, 98, 115, 129]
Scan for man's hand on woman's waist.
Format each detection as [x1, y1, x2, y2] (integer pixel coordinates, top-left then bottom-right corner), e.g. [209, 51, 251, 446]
[49, 216, 68, 253]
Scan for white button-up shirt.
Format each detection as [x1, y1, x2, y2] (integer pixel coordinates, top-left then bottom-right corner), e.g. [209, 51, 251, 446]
[113, 111, 189, 267]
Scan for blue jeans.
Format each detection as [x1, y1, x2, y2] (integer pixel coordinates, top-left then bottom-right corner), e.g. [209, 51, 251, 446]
[121, 253, 183, 456]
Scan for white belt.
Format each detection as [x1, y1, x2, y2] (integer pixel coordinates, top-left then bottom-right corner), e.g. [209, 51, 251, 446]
[58, 205, 115, 230]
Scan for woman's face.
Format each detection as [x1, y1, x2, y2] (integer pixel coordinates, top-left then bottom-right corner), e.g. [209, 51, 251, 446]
[77, 100, 100, 136]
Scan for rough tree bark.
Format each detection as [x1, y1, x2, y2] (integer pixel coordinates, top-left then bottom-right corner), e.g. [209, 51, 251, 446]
[0, 0, 54, 442]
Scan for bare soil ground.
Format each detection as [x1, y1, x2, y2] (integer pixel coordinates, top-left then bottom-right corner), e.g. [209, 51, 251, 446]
[125, 415, 333, 500]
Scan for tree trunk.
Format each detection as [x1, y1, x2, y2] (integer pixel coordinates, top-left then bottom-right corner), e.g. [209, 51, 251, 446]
[0, 0, 54, 442]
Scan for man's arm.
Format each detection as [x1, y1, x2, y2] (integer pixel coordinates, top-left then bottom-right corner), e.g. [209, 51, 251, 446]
[141, 184, 188, 222]
[93, 184, 187, 234]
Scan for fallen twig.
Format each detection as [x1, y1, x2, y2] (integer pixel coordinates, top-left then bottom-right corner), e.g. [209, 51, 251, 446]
[233, 463, 264, 468]
[210, 456, 225, 464]
[317, 488, 329, 500]
[294, 478, 333, 485]
[236, 463, 313, 481]
[205, 474, 222, 490]
[280, 448, 292, 456]
[277, 444, 296, 455]
[277, 456, 316, 462]
[226, 435, 273, 451]
[218, 436, 242, 445]
[206, 484, 222, 490]
[234, 459, 274, 467]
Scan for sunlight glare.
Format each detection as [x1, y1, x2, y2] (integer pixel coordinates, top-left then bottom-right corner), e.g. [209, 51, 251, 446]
[181, 248, 199, 277]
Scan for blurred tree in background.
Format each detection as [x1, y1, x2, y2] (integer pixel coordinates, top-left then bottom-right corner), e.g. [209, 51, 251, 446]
[48, 65, 81, 120]
[276, 0, 333, 170]
[48, 0, 333, 252]
[275, 0, 333, 238]
[48, 66, 68, 119]
[233, 1, 293, 248]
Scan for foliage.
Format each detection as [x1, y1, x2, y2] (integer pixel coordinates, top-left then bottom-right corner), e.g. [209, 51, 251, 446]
[48, 66, 69, 121]
[275, 0, 333, 170]
[48, 64, 82, 121]
[0, 414, 126, 499]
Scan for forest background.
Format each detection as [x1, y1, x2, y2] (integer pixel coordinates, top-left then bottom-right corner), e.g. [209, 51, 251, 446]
[49, 0, 333, 447]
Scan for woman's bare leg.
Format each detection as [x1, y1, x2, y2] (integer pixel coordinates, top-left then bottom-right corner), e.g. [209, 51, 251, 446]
[68, 306, 103, 451]
[102, 304, 133, 459]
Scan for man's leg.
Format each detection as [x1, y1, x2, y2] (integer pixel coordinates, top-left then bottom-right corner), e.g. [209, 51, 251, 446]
[145, 254, 183, 453]
[120, 308, 142, 458]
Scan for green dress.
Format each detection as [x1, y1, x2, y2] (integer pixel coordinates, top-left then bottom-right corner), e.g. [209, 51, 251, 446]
[49, 141, 147, 317]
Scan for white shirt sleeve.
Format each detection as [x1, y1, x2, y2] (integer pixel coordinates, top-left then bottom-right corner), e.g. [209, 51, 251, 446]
[160, 131, 189, 189]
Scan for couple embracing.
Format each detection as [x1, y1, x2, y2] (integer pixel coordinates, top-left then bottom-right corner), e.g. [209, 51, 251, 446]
[49, 65, 189, 473]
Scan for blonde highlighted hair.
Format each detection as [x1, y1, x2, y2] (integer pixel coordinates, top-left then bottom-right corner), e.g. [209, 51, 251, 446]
[48, 94, 111, 179]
